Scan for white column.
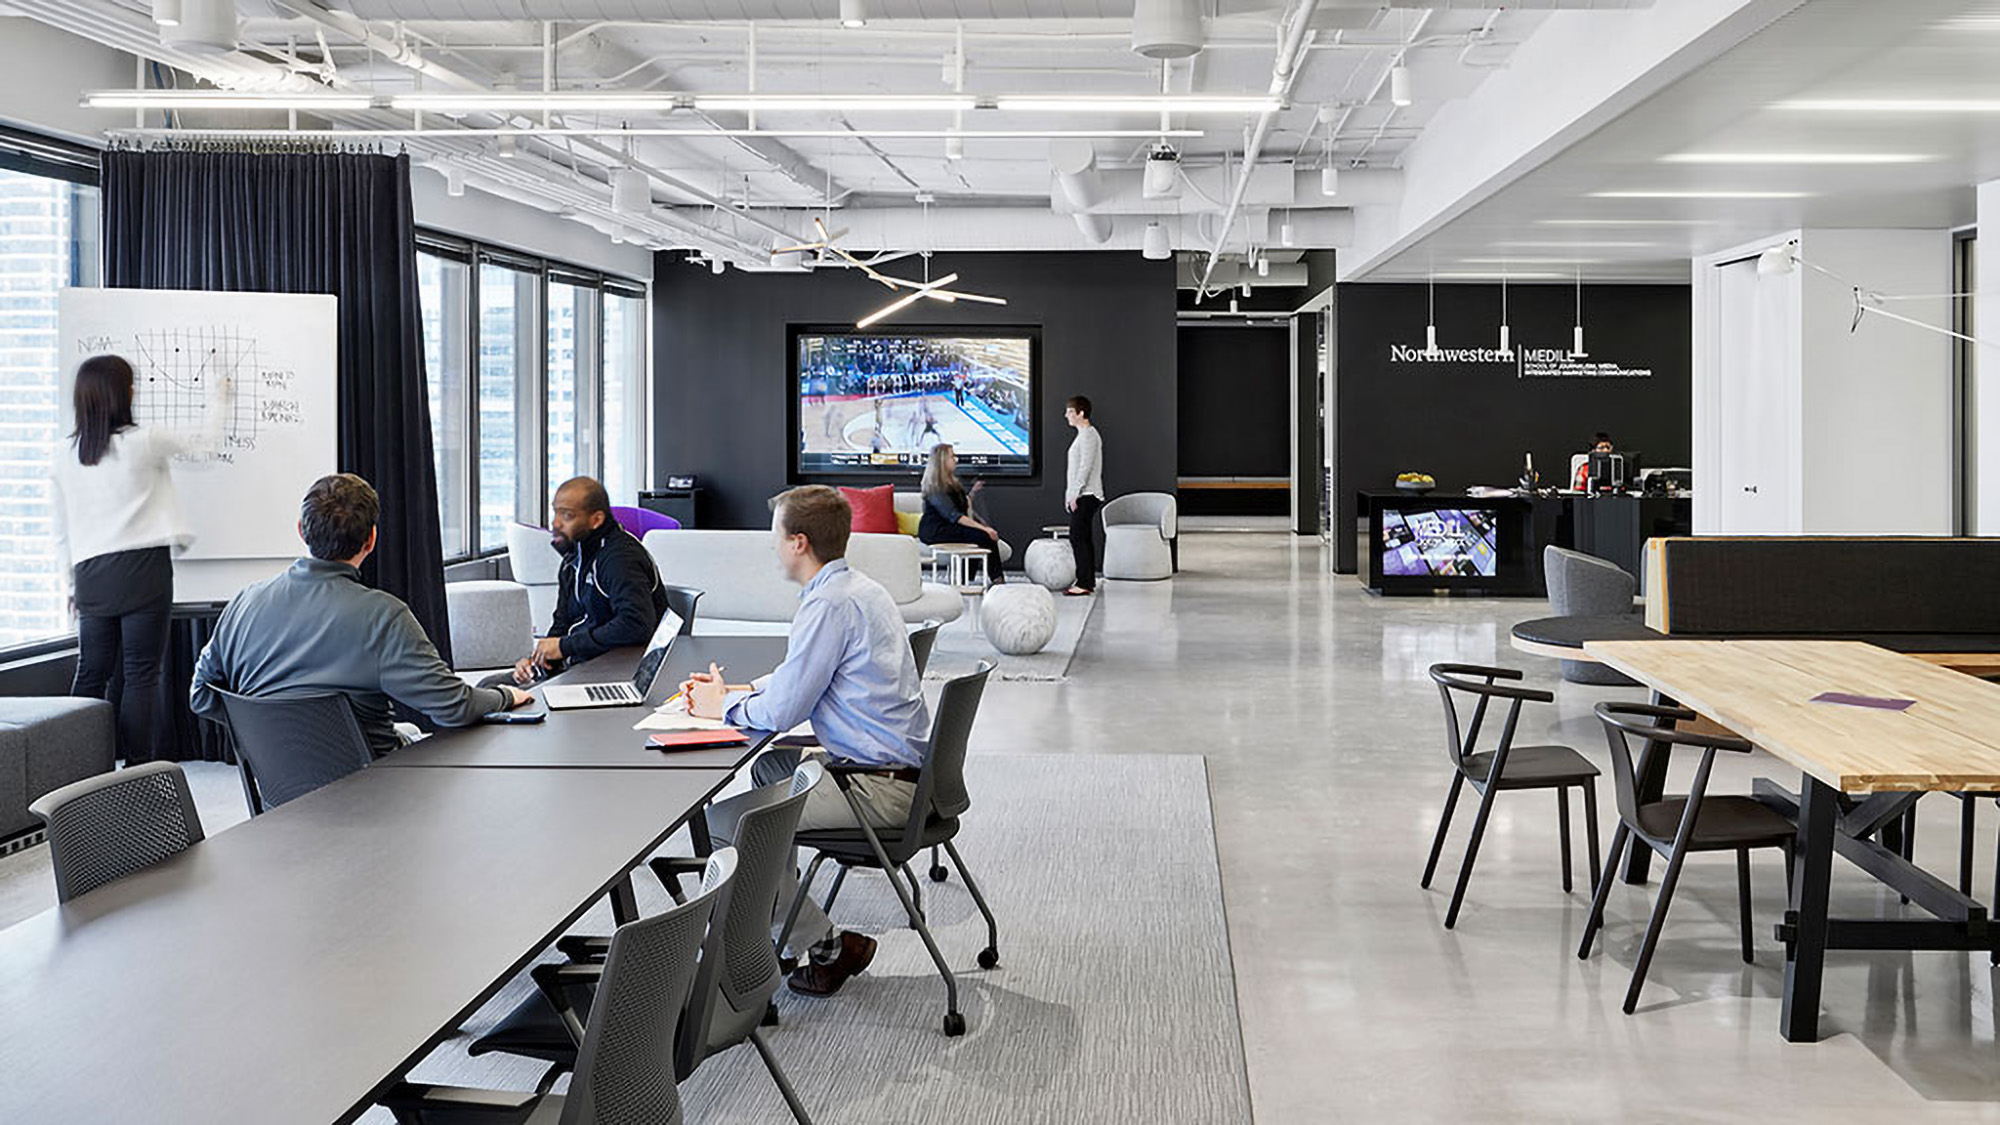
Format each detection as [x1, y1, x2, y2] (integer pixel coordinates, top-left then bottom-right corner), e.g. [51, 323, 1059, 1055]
[1974, 180, 2000, 534]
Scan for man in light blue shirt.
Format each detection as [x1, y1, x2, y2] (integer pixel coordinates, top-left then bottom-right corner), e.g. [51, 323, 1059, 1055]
[687, 484, 930, 996]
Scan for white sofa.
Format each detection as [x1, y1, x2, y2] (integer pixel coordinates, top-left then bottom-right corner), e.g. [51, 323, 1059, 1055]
[642, 529, 962, 634]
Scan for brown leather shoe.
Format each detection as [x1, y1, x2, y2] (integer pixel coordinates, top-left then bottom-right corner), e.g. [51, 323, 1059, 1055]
[787, 932, 877, 997]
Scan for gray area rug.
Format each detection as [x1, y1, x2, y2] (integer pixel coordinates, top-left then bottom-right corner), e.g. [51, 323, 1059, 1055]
[363, 752, 1251, 1124]
[923, 587, 1098, 683]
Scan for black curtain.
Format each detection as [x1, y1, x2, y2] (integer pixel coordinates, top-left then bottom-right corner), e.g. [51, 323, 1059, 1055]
[100, 149, 452, 662]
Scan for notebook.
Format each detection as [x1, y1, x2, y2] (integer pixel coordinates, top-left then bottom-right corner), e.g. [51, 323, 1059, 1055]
[648, 729, 750, 750]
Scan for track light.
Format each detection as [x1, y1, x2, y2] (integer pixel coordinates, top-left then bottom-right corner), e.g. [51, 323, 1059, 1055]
[1241, 282, 1252, 297]
[1256, 256, 1269, 278]
[1390, 63, 1413, 108]
[840, 0, 866, 27]
[496, 133, 518, 159]
[445, 167, 465, 197]
[1757, 245, 1797, 276]
[151, 0, 180, 26]
[711, 257, 727, 275]
[944, 133, 964, 161]
[1280, 219, 1295, 246]
[1141, 222, 1171, 261]
[611, 166, 650, 214]
[1321, 165, 1339, 196]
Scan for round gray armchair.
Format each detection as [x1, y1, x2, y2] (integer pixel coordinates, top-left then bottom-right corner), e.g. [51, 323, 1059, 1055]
[1102, 492, 1178, 581]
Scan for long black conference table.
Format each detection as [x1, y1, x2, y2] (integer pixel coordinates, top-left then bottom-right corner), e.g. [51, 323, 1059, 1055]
[0, 634, 793, 1124]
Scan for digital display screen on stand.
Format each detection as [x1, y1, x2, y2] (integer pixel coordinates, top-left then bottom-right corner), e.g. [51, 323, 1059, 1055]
[1380, 508, 1500, 579]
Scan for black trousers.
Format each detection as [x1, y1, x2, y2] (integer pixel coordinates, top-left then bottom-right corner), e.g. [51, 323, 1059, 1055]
[71, 547, 174, 766]
[923, 522, 1005, 582]
[1069, 495, 1103, 590]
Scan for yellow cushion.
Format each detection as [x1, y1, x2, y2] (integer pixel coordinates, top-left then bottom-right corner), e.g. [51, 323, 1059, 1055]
[895, 510, 922, 537]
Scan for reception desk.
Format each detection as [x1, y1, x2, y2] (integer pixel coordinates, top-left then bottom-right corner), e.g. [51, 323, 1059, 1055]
[1354, 490, 1690, 596]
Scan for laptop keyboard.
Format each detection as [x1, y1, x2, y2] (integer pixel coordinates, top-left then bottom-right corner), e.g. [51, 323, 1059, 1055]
[585, 684, 635, 703]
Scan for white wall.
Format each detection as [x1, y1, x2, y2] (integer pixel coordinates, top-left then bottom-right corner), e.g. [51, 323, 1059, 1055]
[1693, 228, 1953, 535]
[410, 166, 653, 282]
[1975, 180, 2000, 534]
[0, 17, 137, 143]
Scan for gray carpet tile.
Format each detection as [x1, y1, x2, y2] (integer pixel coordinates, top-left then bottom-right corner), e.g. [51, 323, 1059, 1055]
[364, 752, 1250, 1124]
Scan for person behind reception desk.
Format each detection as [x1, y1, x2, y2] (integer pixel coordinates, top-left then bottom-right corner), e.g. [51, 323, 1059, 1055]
[1572, 433, 1614, 491]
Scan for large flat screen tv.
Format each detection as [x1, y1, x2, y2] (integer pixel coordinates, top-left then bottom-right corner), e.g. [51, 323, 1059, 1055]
[1380, 507, 1499, 579]
[792, 328, 1038, 478]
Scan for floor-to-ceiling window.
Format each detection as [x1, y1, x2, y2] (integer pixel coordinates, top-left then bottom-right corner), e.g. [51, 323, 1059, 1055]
[420, 233, 647, 560]
[0, 135, 100, 652]
[602, 286, 647, 506]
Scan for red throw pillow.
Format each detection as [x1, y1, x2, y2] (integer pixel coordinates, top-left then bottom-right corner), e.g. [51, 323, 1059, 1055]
[840, 484, 897, 534]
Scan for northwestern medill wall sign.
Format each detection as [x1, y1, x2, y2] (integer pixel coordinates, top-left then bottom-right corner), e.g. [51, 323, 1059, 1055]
[1387, 342, 1655, 379]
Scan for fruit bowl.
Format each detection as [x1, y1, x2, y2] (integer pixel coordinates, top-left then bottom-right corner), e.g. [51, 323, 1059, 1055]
[1395, 472, 1436, 494]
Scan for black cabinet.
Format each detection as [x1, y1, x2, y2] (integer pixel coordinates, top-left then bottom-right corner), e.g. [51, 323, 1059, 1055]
[638, 488, 702, 529]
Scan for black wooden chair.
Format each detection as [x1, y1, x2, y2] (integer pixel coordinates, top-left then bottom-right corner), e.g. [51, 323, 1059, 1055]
[1578, 701, 1797, 1014]
[1422, 663, 1602, 930]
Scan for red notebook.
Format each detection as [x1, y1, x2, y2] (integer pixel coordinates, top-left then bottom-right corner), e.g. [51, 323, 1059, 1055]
[648, 729, 750, 751]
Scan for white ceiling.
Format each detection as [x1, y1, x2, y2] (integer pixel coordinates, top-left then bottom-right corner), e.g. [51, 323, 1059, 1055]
[1363, 0, 2000, 282]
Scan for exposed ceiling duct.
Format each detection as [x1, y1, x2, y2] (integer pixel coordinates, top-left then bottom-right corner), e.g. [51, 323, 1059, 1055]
[1048, 165, 1399, 216]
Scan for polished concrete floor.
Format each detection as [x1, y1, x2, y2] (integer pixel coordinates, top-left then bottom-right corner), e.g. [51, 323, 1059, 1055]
[973, 531, 2000, 1123]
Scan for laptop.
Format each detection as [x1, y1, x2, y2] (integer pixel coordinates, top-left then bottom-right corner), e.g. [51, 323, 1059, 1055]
[539, 609, 685, 711]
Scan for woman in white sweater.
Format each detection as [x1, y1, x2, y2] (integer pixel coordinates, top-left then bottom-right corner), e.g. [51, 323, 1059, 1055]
[1063, 394, 1104, 595]
[50, 355, 202, 765]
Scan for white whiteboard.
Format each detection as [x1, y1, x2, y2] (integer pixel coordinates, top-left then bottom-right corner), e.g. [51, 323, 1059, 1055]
[58, 288, 339, 603]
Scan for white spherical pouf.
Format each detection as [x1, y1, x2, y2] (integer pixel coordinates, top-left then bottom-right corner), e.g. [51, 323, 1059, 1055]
[1023, 538, 1076, 591]
[982, 583, 1058, 655]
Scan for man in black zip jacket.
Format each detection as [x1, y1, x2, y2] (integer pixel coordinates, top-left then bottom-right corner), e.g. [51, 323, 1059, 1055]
[511, 476, 669, 684]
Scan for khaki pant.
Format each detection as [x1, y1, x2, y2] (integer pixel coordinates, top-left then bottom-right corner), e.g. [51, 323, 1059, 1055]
[704, 746, 915, 958]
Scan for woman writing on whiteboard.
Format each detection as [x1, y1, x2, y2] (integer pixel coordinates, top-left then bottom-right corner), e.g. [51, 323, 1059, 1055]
[50, 355, 226, 766]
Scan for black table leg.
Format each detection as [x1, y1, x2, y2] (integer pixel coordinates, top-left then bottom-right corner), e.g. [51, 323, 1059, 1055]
[1782, 774, 1837, 1043]
[688, 807, 714, 854]
[609, 873, 640, 925]
[1622, 690, 1676, 885]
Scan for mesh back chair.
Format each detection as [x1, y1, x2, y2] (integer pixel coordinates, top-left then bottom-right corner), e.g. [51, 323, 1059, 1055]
[1578, 702, 1797, 1014]
[384, 850, 735, 1125]
[1422, 664, 1602, 930]
[908, 619, 942, 676]
[472, 765, 826, 1125]
[779, 662, 999, 1037]
[663, 585, 703, 637]
[29, 761, 205, 903]
[215, 691, 373, 815]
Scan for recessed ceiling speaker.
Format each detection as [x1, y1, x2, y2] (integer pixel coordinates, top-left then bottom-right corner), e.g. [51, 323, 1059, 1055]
[611, 167, 650, 214]
[162, 0, 237, 53]
[1141, 222, 1171, 261]
[1131, 0, 1203, 60]
[1143, 144, 1180, 199]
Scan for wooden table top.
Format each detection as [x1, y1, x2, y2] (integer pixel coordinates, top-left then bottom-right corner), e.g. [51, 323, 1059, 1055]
[1585, 639, 2000, 794]
[0, 765, 732, 1125]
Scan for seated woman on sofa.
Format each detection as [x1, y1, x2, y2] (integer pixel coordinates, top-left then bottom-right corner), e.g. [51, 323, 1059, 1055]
[919, 444, 1006, 583]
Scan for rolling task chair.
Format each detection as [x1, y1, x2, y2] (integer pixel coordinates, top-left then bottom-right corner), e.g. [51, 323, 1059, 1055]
[384, 851, 736, 1125]
[779, 662, 1000, 1037]
[30, 761, 205, 903]
[469, 766, 826, 1124]
[214, 690, 373, 815]
[1578, 702, 1796, 1014]
[1422, 663, 1602, 929]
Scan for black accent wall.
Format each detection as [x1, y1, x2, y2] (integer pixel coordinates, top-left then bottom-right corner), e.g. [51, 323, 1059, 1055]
[1333, 283, 1692, 572]
[651, 251, 1178, 557]
[1177, 324, 1291, 517]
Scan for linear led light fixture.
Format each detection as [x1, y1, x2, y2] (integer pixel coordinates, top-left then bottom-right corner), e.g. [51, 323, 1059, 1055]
[394, 92, 680, 112]
[693, 95, 978, 112]
[1494, 241, 1662, 249]
[108, 126, 1207, 140]
[1776, 99, 2000, 113]
[1538, 218, 1714, 226]
[1661, 152, 1934, 164]
[1589, 190, 1810, 199]
[84, 89, 376, 110]
[995, 95, 1283, 113]
[1435, 271, 1570, 281]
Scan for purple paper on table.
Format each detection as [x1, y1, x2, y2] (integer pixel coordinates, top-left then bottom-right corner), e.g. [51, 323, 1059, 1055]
[1810, 692, 1916, 712]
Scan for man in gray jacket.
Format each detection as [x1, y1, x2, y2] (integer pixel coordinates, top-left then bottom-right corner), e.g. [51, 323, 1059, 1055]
[191, 473, 533, 757]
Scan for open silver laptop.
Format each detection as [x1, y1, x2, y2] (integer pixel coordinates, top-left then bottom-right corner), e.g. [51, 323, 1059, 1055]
[540, 609, 684, 710]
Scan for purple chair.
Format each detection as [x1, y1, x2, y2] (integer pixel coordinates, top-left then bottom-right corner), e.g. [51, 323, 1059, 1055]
[611, 505, 680, 538]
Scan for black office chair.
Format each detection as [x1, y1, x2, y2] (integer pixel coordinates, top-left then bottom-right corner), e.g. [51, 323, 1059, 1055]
[778, 662, 999, 1038]
[664, 584, 703, 636]
[1578, 701, 1797, 1014]
[469, 764, 826, 1124]
[215, 690, 373, 815]
[384, 850, 735, 1125]
[29, 761, 205, 903]
[1423, 663, 1602, 929]
[909, 618, 942, 676]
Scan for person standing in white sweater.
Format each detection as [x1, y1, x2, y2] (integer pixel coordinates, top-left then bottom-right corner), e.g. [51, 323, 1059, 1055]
[1063, 394, 1104, 595]
[50, 355, 214, 765]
